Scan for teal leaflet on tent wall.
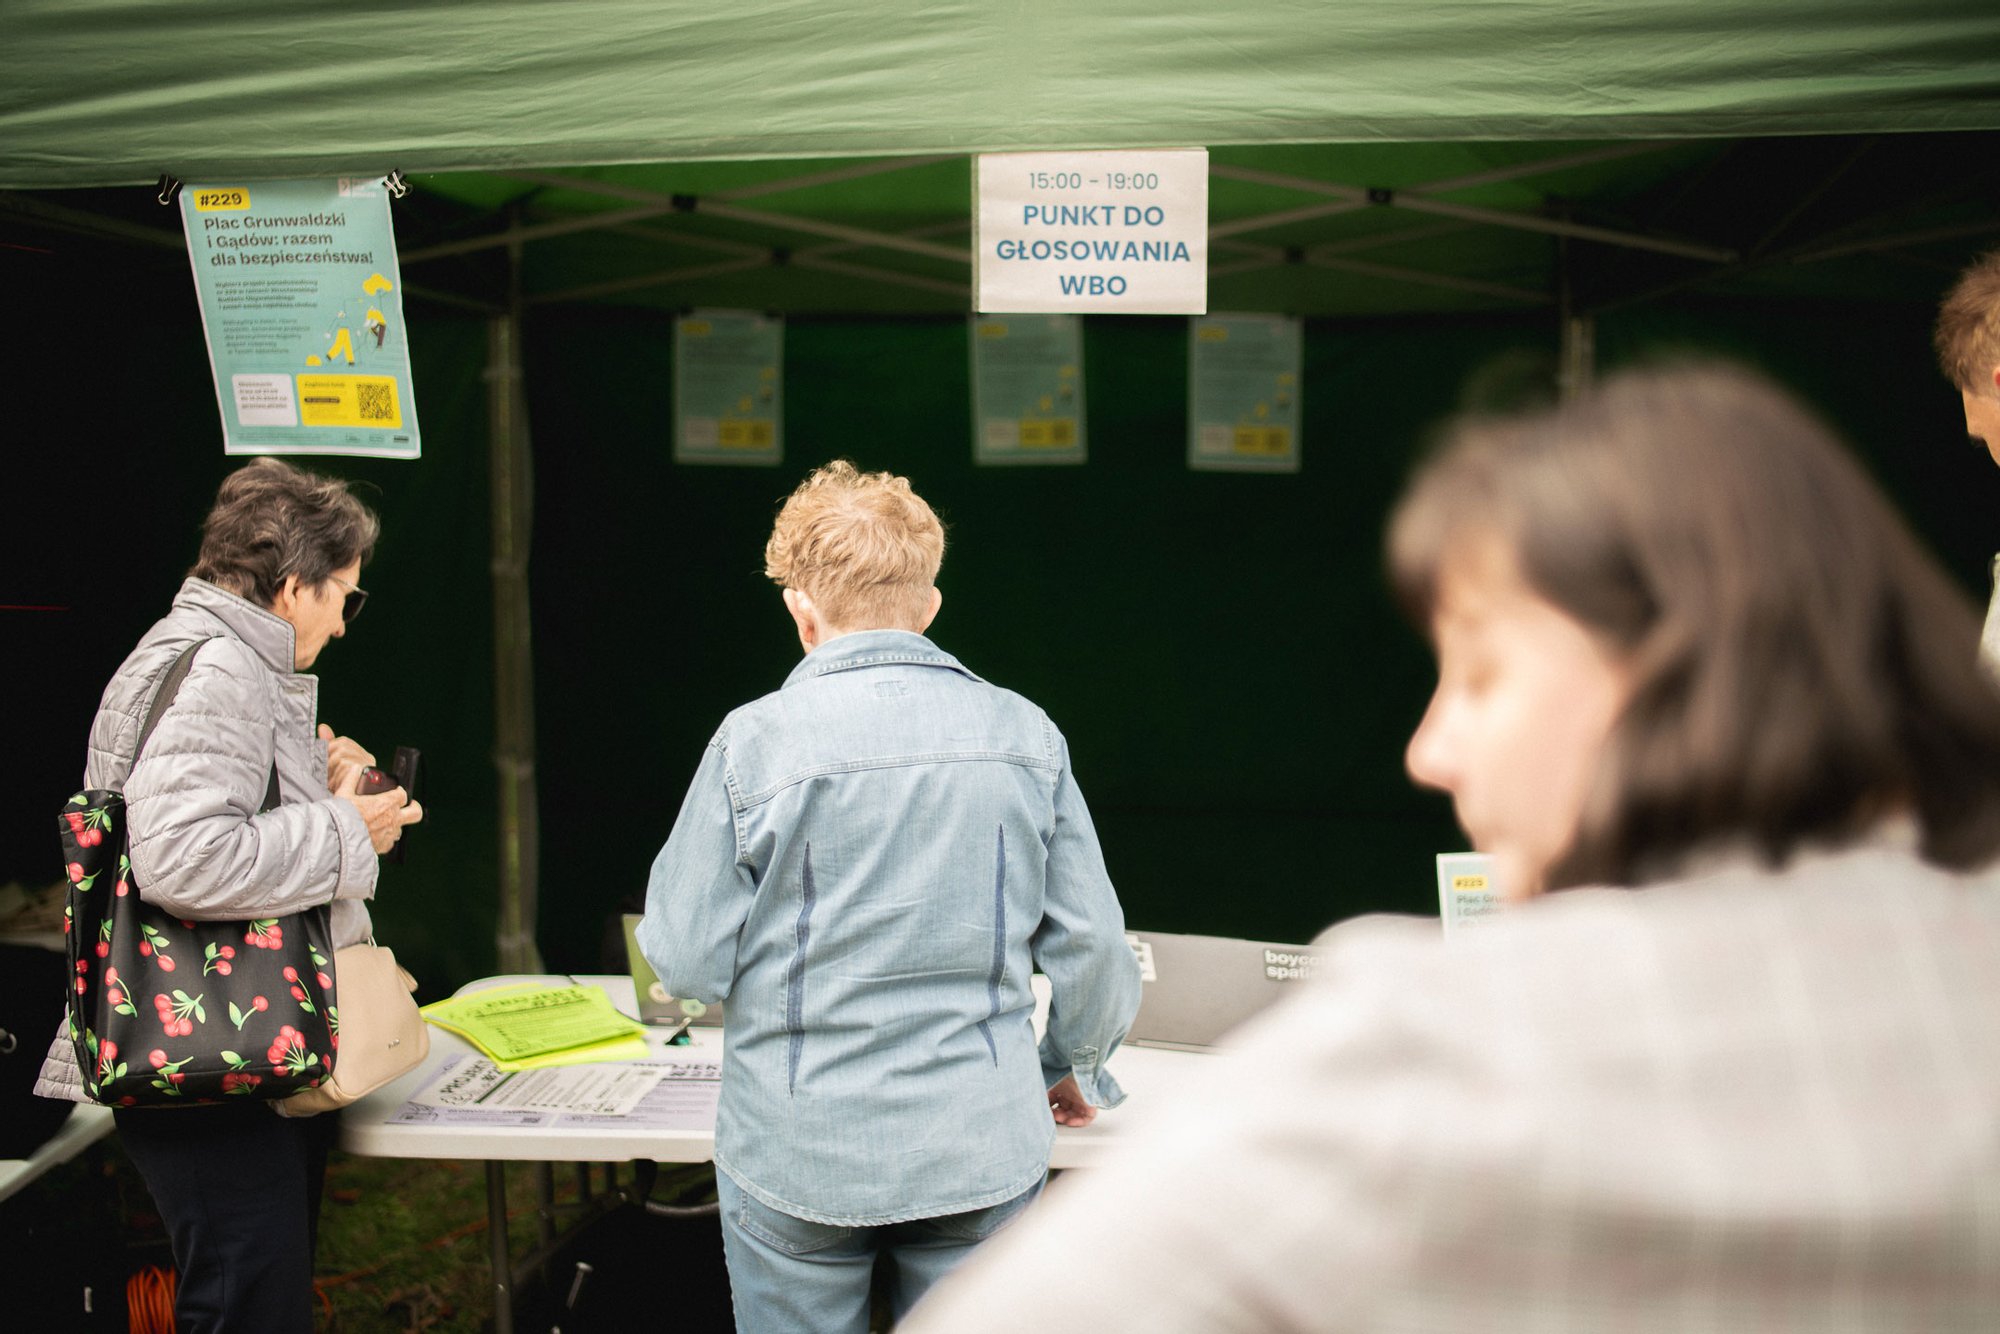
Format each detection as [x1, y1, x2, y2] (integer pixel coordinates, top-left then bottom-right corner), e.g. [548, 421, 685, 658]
[179, 177, 420, 459]
[974, 150, 1208, 315]
[1188, 315, 1302, 475]
[1436, 852, 1503, 937]
[969, 315, 1086, 466]
[673, 310, 783, 467]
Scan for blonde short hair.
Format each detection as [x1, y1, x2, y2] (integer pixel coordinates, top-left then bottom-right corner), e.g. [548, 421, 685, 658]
[764, 460, 945, 630]
[1936, 248, 2000, 392]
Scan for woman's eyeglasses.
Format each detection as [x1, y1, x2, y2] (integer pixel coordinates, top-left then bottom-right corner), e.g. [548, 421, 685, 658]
[329, 575, 369, 624]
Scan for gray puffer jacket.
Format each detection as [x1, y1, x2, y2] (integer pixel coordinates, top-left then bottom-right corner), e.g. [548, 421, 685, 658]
[35, 578, 379, 1103]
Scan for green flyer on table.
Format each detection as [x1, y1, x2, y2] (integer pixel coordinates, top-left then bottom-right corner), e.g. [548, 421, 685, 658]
[179, 177, 420, 458]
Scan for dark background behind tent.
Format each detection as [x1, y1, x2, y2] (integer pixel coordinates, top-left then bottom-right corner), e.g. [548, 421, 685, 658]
[5, 170, 1998, 995]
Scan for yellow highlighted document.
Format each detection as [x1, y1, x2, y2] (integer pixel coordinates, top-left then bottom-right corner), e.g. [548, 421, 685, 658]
[422, 983, 651, 1071]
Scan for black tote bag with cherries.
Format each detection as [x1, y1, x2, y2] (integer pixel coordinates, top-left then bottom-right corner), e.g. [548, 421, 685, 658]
[61, 641, 337, 1106]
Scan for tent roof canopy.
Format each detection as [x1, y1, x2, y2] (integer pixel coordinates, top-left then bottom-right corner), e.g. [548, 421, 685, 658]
[6, 1, 2000, 187]
[4, 2, 1998, 317]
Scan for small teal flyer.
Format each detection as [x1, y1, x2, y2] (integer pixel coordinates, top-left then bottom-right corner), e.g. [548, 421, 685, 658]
[673, 310, 784, 466]
[1435, 851, 1503, 936]
[180, 177, 420, 458]
[970, 314, 1086, 465]
[1188, 314, 1301, 473]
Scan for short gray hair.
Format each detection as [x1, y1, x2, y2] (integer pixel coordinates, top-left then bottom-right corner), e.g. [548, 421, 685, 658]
[189, 458, 379, 607]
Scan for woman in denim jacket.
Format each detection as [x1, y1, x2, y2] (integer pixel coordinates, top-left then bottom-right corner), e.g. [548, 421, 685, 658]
[641, 460, 1141, 1332]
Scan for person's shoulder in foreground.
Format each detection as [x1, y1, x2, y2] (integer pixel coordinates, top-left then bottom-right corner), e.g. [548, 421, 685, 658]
[904, 362, 2000, 1332]
[906, 842, 2000, 1331]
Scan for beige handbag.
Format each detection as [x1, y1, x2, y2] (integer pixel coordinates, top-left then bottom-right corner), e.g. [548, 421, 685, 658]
[277, 940, 429, 1117]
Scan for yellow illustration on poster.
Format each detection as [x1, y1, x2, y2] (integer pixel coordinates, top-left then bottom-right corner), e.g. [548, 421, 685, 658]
[1188, 314, 1301, 474]
[970, 315, 1085, 466]
[674, 310, 783, 466]
[179, 177, 419, 458]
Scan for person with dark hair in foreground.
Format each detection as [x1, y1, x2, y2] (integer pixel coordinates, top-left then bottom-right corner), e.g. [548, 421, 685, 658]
[905, 364, 2000, 1333]
[1935, 246, 2000, 670]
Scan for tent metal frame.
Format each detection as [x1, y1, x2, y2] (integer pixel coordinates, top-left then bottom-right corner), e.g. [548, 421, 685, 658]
[386, 144, 1749, 312]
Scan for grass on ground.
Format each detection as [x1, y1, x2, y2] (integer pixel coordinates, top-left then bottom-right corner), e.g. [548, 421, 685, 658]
[10, 1128, 722, 1333]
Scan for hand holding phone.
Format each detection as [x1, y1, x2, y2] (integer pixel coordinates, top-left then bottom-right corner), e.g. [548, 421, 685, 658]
[356, 747, 422, 863]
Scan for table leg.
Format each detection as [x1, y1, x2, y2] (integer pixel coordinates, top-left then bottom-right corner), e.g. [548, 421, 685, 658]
[536, 1160, 557, 1253]
[486, 1161, 514, 1334]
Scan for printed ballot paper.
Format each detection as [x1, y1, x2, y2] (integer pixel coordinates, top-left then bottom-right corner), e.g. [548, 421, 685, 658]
[390, 1054, 721, 1131]
[412, 1056, 666, 1117]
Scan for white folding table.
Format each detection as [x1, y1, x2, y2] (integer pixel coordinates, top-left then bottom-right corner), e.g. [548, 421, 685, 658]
[341, 975, 1210, 1333]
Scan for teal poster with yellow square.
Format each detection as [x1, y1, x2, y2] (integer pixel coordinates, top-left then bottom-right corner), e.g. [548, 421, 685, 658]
[180, 177, 420, 458]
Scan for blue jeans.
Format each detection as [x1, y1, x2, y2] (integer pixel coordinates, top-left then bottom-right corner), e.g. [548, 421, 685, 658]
[716, 1170, 1042, 1333]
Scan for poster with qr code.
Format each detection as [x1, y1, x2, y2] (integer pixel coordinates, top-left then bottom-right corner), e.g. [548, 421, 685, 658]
[180, 177, 420, 458]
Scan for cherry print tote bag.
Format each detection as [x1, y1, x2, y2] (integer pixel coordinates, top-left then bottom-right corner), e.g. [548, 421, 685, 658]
[61, 640, 337, 1107]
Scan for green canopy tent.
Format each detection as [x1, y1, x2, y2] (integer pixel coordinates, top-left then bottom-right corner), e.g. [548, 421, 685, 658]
[5, 1, 2000, 987]
[7, 0, 1999, 178]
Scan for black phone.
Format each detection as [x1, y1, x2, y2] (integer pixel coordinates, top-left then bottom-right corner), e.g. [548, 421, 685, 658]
[357, 746, 421, 864]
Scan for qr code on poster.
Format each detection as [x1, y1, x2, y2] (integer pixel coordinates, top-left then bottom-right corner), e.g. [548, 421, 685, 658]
[358, 383, 394, 421]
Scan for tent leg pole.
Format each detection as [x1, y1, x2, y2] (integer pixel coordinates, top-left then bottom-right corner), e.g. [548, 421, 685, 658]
[490, 225, 544, 975]
[1556, 230, 1595, 401]
[1559, 314, 1595, 401]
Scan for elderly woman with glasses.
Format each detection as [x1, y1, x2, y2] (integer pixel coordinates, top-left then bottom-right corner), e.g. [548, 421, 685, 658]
[36, 456, 423, 1334]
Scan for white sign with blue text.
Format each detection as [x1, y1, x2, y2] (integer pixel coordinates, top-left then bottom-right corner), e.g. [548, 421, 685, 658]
[974, 150, 1208, 315]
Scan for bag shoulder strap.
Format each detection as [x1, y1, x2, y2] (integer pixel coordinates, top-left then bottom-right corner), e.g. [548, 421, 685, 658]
[135, 639, 283, 813]
[136, 641, 206, 761]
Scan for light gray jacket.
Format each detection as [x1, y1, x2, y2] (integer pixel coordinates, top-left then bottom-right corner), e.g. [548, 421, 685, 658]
[35, 578, 378, 1102]
[907, 835, 2000, 1333]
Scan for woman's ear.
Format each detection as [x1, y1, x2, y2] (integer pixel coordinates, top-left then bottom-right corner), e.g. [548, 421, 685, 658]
[270, 573, 303, 617]
[918, 586, 942, 633]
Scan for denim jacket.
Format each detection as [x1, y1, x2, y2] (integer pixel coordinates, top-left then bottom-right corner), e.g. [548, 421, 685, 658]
[639, 630, 1141, 1225]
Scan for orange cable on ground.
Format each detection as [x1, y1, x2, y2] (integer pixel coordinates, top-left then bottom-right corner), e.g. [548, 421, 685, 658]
[126, 1264, 176, 1333]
